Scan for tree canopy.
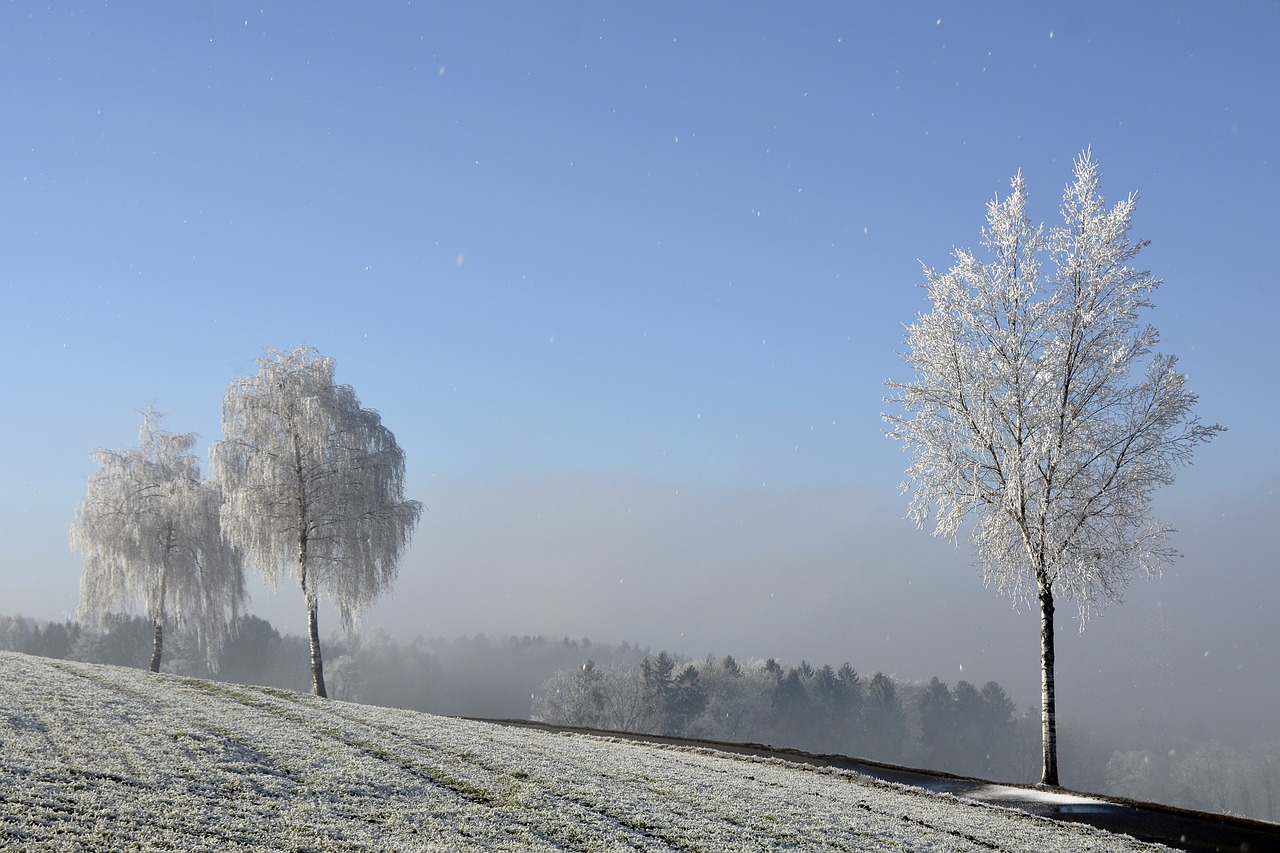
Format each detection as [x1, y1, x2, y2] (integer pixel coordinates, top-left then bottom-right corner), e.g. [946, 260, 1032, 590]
[70, 409, 245, 671]
[212, 346, 423, 697]
[885, 150, 1222, 785]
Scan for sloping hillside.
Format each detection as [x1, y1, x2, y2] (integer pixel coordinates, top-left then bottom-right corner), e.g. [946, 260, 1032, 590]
[0, 652, 1168, 852]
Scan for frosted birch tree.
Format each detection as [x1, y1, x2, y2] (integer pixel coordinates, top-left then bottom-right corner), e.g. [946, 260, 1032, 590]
[212, 346, 423, 698]
[70, 409, 246, 672]
[885, 151, 1222, 787]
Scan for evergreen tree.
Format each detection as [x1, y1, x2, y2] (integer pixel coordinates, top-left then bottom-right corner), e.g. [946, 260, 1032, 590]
[865, 672, 905, 763]
[918, 677, 955, 769]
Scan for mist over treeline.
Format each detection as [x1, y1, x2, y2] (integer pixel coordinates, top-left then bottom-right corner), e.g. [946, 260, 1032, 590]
[534, 653, 1030, 776]
[2, 612, 1276, 821]
[0, 612, 640, 719]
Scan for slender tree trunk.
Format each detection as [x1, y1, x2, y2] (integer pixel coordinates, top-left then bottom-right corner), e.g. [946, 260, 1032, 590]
[307, 594, 327, 698]
[1038, 576, 1059, 787]
[149, 617, 163, 673]
[293, 433, 327, 697]
[149, 564, 167, 673]
[299, 555, 327, 698]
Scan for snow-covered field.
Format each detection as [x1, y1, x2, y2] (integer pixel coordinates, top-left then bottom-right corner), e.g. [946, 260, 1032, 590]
[0, 652, 1169, 851]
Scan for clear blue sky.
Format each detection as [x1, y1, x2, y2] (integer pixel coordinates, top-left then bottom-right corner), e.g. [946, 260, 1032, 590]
[2, 4, 1276, 741]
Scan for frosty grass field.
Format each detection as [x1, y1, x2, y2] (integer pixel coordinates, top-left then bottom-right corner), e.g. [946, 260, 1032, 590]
[0, 652, 1170, 851]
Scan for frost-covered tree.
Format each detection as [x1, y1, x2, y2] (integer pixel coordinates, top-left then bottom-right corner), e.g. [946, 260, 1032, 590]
[885, 151, 1222, 786]
[533, 660, 606, 728]
[212, 346, 423, 697]
[70, 410, 245, 672]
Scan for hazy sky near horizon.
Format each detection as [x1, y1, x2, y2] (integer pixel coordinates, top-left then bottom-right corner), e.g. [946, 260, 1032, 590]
[2, 4, 1277, 742]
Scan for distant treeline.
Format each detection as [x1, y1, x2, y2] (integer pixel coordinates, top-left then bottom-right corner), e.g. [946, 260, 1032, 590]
[533, 651, 1035, 781]
[0, 612, 639, 719]
[531, 653, 1280, 821]
[1, 612, 1276, 821]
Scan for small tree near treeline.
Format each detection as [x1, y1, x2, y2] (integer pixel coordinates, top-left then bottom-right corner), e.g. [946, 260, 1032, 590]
[885, 150, 1222, 787]
[212, 346, 423, 698]
[70, 409, 246, 672]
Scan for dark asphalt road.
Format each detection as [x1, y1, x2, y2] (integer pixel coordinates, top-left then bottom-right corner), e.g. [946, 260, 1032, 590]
[486, 719, 1279, 853]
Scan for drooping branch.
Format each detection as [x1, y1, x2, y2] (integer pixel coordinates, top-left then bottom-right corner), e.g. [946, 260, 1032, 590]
[212, 346, 423, 695]
[71, 409, 246, 671]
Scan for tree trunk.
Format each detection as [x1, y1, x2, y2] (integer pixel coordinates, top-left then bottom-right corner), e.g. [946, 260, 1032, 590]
[307, 596, 327, 698]
[149, 616, 163, 673]
[292, 432, 329, 697]
[1038, 577, 1059, 787]
[150, 562, 167, 674]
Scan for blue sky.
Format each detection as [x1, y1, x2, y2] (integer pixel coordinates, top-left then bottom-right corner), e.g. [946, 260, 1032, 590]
[2, 4, 1277, 740]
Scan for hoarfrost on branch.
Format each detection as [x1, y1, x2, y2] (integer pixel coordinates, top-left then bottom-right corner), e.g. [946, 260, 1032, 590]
[884, 150, 1222, 785]
[211, 346, 422, 697]
[70, 409, 246, 671]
